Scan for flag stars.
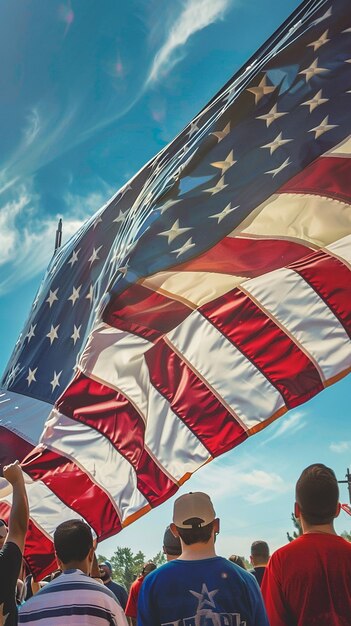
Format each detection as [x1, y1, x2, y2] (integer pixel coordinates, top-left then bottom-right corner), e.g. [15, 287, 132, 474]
[172, 237, 195, 258]
[26, 367, 37, 387]
[309, 115, 338, 139]
[68, 285, 82, 306]
[71, 324, 82, 345]
[46, 324, 60, 345]
[26, 324, 36, 343]
[210, 122, 230, 142]
[114, 209, 126, 224]
[50, 370, 62, 392]
[299, 59, 329, 82]
[256, 104, 287, 127]
[158, 198, 180, 215]
[211, 150, 236, 174]
[265, 157, 291, 178]
[187, 121, 199, 138]
[93, 216, 102, 230]
[68, 249, 80, 267]
[308, 30, 329, 51]
[301, 89, 328, 113]
[88, 246, 102, 266]
[247, 75, 276, 104]
[203, 175, 228, 195]
[86, 284, 94, 302]
[158, 219, 192, 245]
[261, 131, 293, 155]
[46, 288, 59, 308]
[210, 202, 239, 224]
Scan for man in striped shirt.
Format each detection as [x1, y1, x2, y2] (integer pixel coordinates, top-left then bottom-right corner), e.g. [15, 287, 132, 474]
[19, 519, 127, 626]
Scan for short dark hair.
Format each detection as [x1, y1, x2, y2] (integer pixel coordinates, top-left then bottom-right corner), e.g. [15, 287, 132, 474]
[176, 519, 214, 545]
[296, 464, 339, 525]
[54, 519, 93, 564]
[251, 541, 269, 559]
[229, 555, 246, 569]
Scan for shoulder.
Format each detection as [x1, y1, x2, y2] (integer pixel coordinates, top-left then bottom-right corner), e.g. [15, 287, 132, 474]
[0, 541, 22, 561]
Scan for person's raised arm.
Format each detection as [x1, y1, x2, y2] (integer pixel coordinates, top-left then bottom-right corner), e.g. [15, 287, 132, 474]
[3, 460, 29, 553]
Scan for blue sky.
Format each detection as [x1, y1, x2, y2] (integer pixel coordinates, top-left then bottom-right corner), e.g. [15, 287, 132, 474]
[0, 0, 350, 561]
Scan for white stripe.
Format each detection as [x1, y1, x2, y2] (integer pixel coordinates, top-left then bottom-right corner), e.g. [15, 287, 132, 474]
[40, 409, 149, 523]
[244, 267, 351, 381]
[80, 323, 210, 481]
[166, 311, 285, 428]
[327, 233, 351, 264]
[0, 389, 52, 444]
[326, 134, 351, 157]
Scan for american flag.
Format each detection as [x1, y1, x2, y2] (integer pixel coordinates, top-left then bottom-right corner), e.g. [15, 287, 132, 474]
[1, 0, 351, 578]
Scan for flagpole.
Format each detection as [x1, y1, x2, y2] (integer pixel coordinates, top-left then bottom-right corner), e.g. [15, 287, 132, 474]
[54, 218, 62, 253]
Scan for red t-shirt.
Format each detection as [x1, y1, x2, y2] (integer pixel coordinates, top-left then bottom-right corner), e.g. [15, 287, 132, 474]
[125, 575, 145, 618]
[261, 533, 351, 626]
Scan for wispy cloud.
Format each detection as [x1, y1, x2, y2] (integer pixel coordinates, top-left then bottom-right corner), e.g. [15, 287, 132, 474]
[330, 441, 350, 454]
[190, 457, 290, 504]
[261, 410, 306, 446]
[147, 0, 232, 84]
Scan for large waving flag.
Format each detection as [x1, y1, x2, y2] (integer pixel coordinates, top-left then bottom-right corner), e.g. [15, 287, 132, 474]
[1, 0, 350, 578]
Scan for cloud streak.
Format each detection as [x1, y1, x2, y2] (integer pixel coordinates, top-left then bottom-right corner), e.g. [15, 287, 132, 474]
[330, 441, 350, 454]
[147, 0, 232, 83]
[261, 410, 306, 446]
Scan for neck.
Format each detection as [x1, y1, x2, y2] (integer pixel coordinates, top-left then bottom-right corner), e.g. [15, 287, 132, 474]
[61, 560, 89, 574]
[180, 541, 216, 560]
[252, 561, 268, 568]
[302, 520, 336, 535]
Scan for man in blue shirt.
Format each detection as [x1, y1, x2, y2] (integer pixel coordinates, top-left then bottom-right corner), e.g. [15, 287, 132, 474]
[138, 492, 268, 626]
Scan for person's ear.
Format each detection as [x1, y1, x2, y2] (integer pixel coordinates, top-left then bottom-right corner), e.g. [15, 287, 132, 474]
[55, 553, 63, 571]
[250, 555, 254, 565]
[213, 518, 220, 534]
[170, 523, 179, 538]
[294, 502, 301, 519]
[335, 502, 341, 518]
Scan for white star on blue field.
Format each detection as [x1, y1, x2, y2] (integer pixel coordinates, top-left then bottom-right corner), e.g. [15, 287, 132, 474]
[0, 0, 349, 559]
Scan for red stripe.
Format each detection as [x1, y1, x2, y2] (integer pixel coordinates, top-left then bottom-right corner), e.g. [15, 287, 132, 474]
[145, 340, 247, 456]
[57, 373, 178, 506]
[21, 447, 122, 539]
[279, 156, 351, 203]
[0, 502, 56, 581]
[104, 283, 192, 342]
[288, 249, 351, 338]
[174, 236, 312, 276]
[200, 288, 324, 408]
[0, 426, 34, 467]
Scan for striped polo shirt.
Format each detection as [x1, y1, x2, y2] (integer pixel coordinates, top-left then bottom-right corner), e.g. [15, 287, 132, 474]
[18, 569, 128, 626]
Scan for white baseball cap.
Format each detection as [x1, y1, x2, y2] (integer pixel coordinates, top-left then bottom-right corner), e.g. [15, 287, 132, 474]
[173, 492, 216, 528]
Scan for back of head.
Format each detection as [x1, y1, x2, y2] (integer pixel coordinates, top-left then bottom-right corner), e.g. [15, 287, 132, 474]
[250, 540, 269, 563]
[54, 519, 93, 564]
[296, 463, 339, 525]
[142, 561, 157, 577]
[173, 492, 216, 546]
[163, 526, 181, 557]
[229, 555, 246, 569]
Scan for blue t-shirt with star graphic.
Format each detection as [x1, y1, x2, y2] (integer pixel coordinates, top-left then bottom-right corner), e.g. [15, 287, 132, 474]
[137, 556, 269, 626]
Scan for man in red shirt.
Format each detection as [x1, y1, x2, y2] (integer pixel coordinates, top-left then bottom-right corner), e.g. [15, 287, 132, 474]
[261, 463, 351, 626]
[125, 561, 156, 625]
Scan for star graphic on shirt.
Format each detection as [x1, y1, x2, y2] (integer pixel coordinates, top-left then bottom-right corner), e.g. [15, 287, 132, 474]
[158, 219, 192, 245]
[190, 584, 218, 610]
[26, 367, 37, 387]
[68, 285, 82, 306]
[256, 103, 287, 127]
[299, 58, 329, 82]
[46, 324, 60, 345]
[300, 89, 328, 113]
[50, 370, 62, 392]
[171, 237, 195, 258]
[68, 249, 80, 267]
[210, 202, 239, 223]
[26, 324, 37, 343]
[308, 29, 330, 51]
[261, 131, 293, 155]
[211, 150, 236, 174]
[210, 121, 231, 142]
[247, 74, 276, 104]
[46, 288, 59, 308]
[265, 157, 291, 178]
[308, 115, 338, 139]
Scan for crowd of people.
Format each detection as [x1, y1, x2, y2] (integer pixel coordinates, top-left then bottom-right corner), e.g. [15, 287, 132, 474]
[0, 460, 350, 625]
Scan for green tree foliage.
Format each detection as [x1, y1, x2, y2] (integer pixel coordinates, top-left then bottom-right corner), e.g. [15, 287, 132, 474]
[287, 512, 303, 542]
[341, 530, 351, 541]
[98, 547, 166, 590]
